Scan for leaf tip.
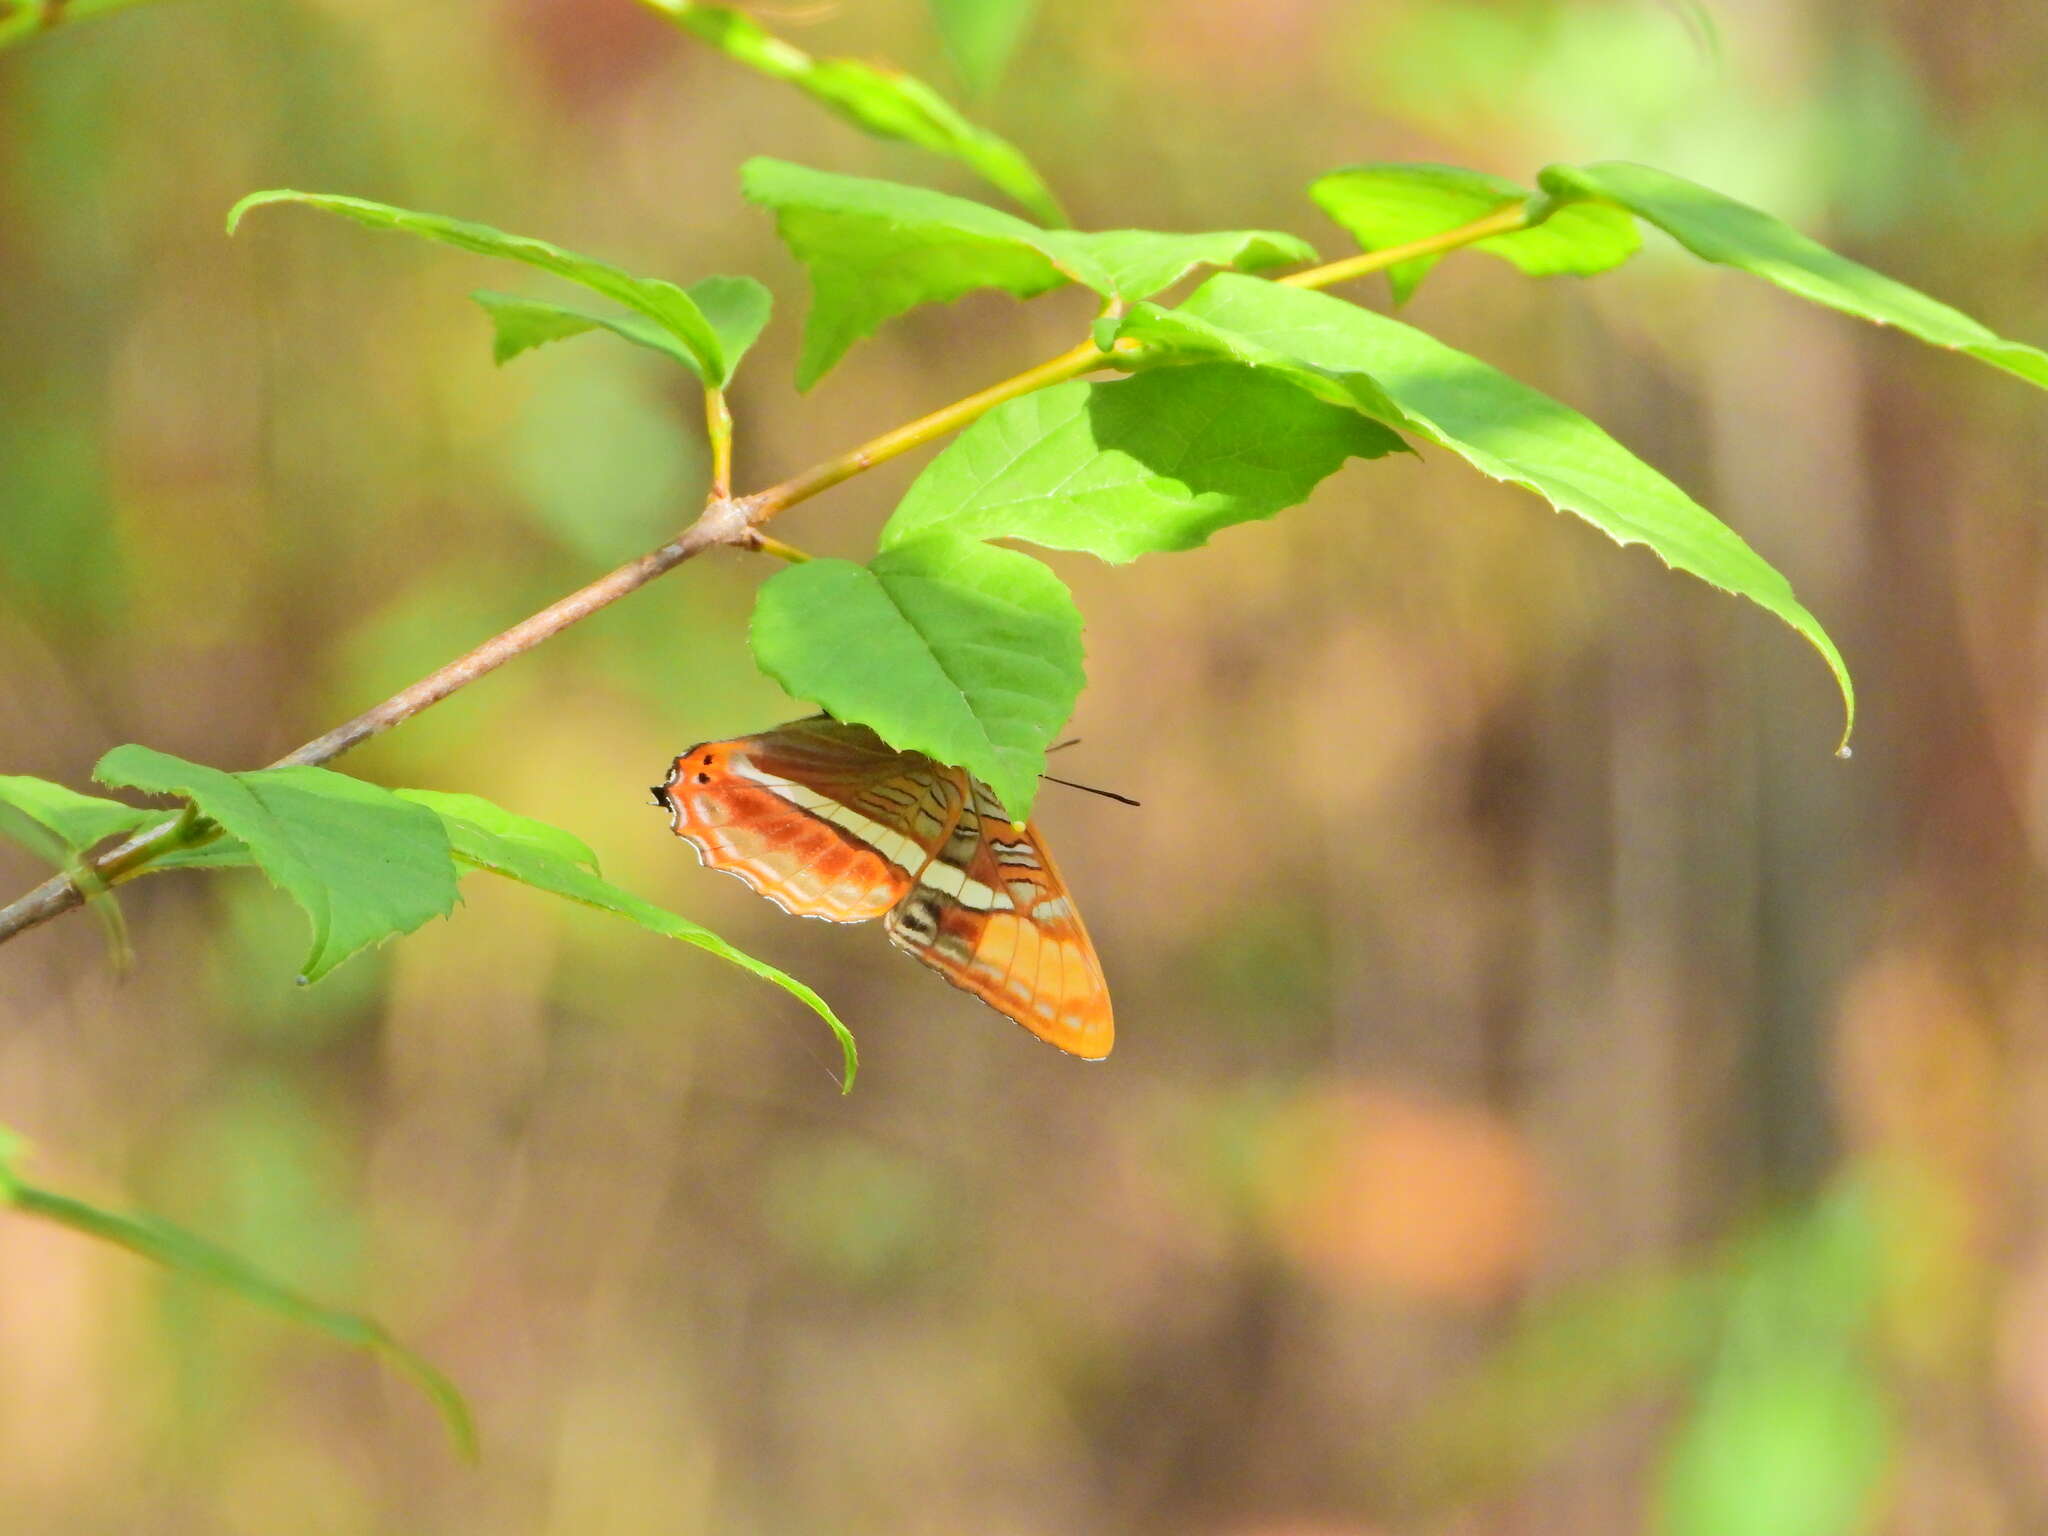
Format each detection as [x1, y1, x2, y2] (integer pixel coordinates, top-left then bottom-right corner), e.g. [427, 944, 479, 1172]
[225, 189, 292, 236]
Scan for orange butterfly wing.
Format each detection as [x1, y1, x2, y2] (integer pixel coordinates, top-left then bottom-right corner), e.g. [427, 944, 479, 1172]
[655, 718, 1113, 1058]
[883, 772, 1113, 1060]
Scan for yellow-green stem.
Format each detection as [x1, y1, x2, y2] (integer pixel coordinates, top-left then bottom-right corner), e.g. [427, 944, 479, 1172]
[705, 387, 734, 500]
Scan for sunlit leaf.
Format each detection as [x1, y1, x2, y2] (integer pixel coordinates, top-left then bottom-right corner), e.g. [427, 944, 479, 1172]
[881, 365, 1402, 559]
[0, 774, 154, 865]
[0, 1130, 474, 1459]
[227, 191, 762, 385]
[94, 746, 458, 982]
[1311, 161, 1639, 303]
[1657, 1355, 1891, 1536]
[745, 159, 1311, 386]
[744, 158, 1061, 390]
[1116, 275, 1855, 749]
[397, 790, 858, 1091]
[1034, 226, 1316, 302]
[749, 537, 1083, 820]
[471, 274, 770, 383]
[1539, 162, 2048, 389]
[650, 1, 1066, 225]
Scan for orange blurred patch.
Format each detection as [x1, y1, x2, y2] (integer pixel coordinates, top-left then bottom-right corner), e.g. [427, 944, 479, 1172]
[1261, 1086, 1545, 1307]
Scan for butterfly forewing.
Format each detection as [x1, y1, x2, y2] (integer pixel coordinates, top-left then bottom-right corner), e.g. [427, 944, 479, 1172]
[657, 717, 1113, 1057]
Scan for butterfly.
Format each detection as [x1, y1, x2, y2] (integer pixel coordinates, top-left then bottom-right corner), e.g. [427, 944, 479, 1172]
[651, 715, 1113, 1059]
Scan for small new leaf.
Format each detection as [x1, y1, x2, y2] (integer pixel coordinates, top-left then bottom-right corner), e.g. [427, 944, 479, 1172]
[397, 790, 859, 1091]
[0, 775, 154, 866]
[881, 365, 1402, 560]
[0, 1133, 474, 1459]
[473, 274, 770, 384]
[750, 537, 1084, 820]
[1311, 162, 1639, 304]
[93, 747, 458, 982]
[1539, 161, 2048, 390]
[228, 190, 764, 386]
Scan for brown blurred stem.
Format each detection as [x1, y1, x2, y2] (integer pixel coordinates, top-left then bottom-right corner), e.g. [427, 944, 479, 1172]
[0, 203, 1525, 949]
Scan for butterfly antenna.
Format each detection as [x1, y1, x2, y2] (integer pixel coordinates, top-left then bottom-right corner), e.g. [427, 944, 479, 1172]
[1047, 737, 1083, 754]
[1040, 772, 1141, 808]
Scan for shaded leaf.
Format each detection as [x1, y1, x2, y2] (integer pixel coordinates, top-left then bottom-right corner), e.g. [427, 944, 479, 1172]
[881, 365, 1402, 560]
[749, 537, 1083, 820]
[94, 747, 458, 982]
[929, 0, 1039, 95]
[397, 790, 858, 1091]
[1310, 161, 1639, 304]
[655, 2, 1065, 224]
[0, 1131, 474, 1459]
[1117, 275, 1854, 748]
[1539, 162, 2048, 389]
[472, 274, 770, 384]
[228, 191, 760, 385]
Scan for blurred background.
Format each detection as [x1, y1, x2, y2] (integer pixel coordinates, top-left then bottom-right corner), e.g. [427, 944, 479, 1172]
[4, 0, 2047, 1530]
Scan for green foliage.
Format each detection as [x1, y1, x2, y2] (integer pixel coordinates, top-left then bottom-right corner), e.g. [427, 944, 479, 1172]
[0, 1125, 475, 1458]
[0, 774, 155, 866]
[744, 158, 1064, 390]
[95, 747, 459, 984]
[750, 538, 1084, 820]
[471, 274, 771, 383]
[649, 1, 1066, 225]
[227, 190, 770, 387]
[744, 158, 1312, 386]
[881, 366, 1402, 560]
[1116, 273, 1857, 746]
[1539, 161, 2048, 389]
[398, 790, 860, 1090]
[1310, 162, 1640, 303]
[928, 0, 1040, 96]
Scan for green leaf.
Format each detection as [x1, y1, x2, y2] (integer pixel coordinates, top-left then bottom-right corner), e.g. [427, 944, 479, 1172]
[880, 365, 1403, 560]
[94, 747, 458, 982]
[929, 0, 1039, 95]
[1119, 275, 1855, 748]
[0, 774, 154, 865]
[227, 191, 762, 386]
[744, 160, 1315, 386]
[1656, 1355, 1891, 1536]
[1310, 162, 1640, 304]
[1033, 227, 1317, 302]
[0, 1132, 474, 1459]
[749, 538, 1084, 820]
[1539, 162, 2048, 389]
[653, 2, 1066, 225]
[396, 790, 859, 1092]
[471, 274, 770, 384]
[743, 158, 1065, 390]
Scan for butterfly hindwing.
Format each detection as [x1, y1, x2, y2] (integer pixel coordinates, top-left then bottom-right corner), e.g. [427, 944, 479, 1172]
[884, 773, 1113, 1060]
